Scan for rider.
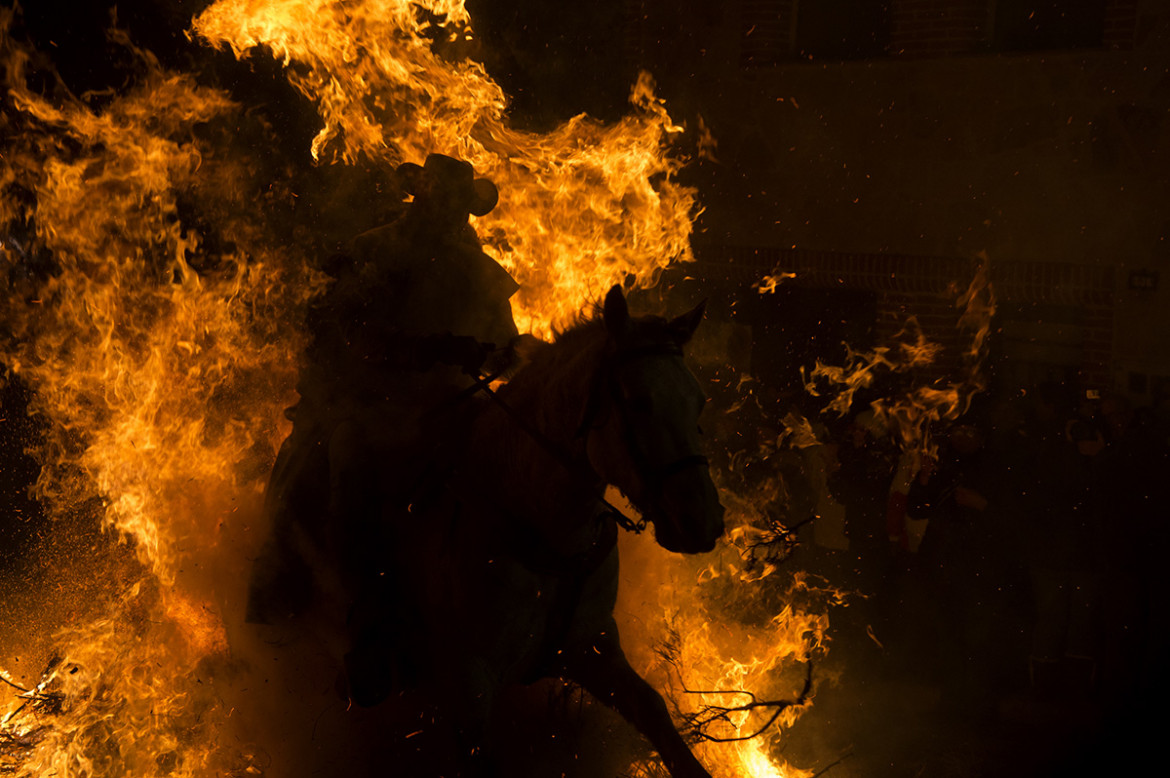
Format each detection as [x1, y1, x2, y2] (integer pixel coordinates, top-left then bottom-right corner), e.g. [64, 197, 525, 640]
[246, 155, 523, 648]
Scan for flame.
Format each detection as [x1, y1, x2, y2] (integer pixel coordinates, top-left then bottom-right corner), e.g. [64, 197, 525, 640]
[191, 0, 698, 336]
[754, 271, 797, 295]
[1, 5, 315, 772]
[617, 527, 838, 778]
[0, 11, 317, 586]
[695, 115, 719, 163]
[778, 412, 820, 450]
[802, 317, 942, 419]
[639, 259, 1001, 777]
[0, 583, 247, 777]
[802, 257, 997, 457]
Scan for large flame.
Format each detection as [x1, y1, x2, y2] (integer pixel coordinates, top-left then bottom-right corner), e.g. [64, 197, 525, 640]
[192, 0, 697, 336]
[1, 5, 320, 773]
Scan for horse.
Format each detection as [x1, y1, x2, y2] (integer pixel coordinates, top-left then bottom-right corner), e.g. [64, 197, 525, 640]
[348, 284, 725, 776]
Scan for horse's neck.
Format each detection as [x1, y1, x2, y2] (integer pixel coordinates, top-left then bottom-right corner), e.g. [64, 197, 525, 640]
[468, 343, 605, 536]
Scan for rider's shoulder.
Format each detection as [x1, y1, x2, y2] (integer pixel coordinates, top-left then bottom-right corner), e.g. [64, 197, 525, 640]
[348, 217, 419, 274]
[459, 244, 519, 300]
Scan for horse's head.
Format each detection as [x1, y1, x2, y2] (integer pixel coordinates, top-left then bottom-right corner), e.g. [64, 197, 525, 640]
[584, 286, 725, 554]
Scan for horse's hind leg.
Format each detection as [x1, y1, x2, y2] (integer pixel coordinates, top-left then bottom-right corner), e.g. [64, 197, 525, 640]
[561, 626, 712, 778]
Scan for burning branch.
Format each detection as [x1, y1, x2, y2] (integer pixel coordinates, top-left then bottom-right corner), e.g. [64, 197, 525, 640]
[733, 515, 815, 572]
[654, 630, 816, 747]
[0, 660, 67, 774]
[680, 661, 814, 744]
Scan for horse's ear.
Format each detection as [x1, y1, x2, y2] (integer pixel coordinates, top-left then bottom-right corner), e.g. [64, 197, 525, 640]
[669, 299, 706, 344]
[603, 284, 629, 336]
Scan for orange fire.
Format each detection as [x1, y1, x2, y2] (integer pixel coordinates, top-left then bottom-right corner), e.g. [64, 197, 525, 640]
[0, 4, 316, 772]
[754, 270, 797, 295]
[191, 0, 697, 337]
[802, 257, 997, 457]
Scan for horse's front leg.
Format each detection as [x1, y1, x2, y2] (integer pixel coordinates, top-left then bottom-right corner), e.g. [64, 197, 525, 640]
[560, 624, 711, 778]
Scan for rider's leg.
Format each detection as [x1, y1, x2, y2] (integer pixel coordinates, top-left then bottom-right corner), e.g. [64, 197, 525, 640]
[330, 417, 408, 705]
[245, 420, 330, 623]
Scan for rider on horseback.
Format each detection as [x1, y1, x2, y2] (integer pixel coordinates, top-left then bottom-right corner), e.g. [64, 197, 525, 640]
[246, 154, 523, 649]
[246, 152, 722, 775]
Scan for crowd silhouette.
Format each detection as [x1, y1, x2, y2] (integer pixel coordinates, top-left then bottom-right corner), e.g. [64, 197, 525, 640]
[796, 381, 1170, 732]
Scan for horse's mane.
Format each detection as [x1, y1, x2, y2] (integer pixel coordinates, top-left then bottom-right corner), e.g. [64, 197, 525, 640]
[500, 308, 607, 437]
[532, 300, 679, 386]
[551, 296, 683, 350]
[463, 297, 688, 518]
[551, 302, 608, 348]
[486, 299, 677, 452]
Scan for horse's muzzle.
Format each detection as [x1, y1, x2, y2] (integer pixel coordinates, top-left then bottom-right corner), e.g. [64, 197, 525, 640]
[653, 466, 725, 554]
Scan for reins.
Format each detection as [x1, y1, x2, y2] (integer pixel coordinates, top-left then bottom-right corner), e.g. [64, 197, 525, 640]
[462, 365, 649, 534]
[457, 339, 712, 536]
[604, 346, 711, 503]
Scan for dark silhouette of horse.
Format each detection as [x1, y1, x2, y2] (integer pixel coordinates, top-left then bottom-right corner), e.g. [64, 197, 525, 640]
[342, 284, 724, 776]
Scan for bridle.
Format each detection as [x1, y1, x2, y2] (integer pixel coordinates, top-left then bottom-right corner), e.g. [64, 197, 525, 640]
[577, 342, 710, 516]
[465, 339, 709, 535]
